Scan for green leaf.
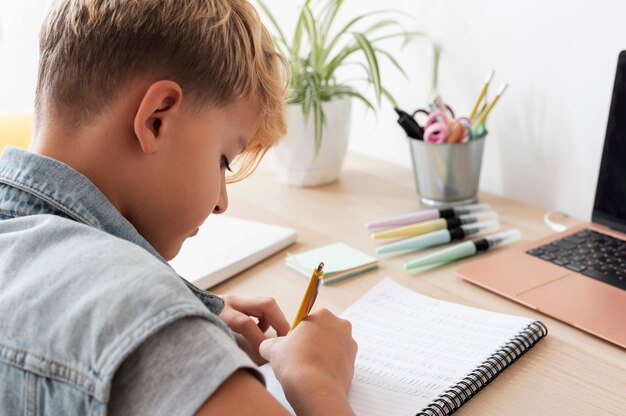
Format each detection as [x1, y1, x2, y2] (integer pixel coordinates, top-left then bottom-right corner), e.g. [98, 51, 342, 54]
[319, 0, 344, 46]
[302, 76, 315, 117]
[312, 100, 325, 158]
[381, 86, 398, 108]
[291, 0, 313, 58]
[352, 32, 381, 104]
[323, 31, 425, 82]
[256, 0, 432, 155]
[332, 86, 376, 112]
[323, 43, 359, 81]
[302, 5, 321, 70]
[369, 30, 428, 44]
[320, 10, 397, 65]
[374, 48, 409, 80]
[363, 19, 403, 35]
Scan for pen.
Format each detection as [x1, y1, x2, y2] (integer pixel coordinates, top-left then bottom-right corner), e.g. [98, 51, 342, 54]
[394, 107, 424, 140]
[472, 84, 508, 130]
[371, 211, 498, 240]
[469, 70, 495, 120]
[290, 262, 324, 332]
[366, 203, 491, 231]
[376, 220, 499, 255]
[403, 229, 521, 270]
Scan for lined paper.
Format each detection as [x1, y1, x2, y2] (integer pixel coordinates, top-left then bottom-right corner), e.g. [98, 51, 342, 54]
[260, 278, 534, 415]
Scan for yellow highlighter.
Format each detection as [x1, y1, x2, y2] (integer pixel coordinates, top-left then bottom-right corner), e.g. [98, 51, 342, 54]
[371, 212, 498, 240]
[290, 262, 324, 332]
[372, 218, 447, 240]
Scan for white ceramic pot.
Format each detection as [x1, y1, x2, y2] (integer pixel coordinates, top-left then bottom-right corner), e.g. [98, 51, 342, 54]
[270, 97, 352, 187]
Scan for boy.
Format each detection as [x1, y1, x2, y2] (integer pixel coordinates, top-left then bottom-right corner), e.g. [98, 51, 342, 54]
[0, 1, 357, 415]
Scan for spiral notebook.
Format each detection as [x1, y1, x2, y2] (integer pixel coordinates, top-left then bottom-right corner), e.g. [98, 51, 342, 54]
[260, 278, 547, 416]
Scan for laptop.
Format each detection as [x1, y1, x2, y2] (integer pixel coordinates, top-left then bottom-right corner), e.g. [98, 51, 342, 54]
[457, 51, 626, 349]
[169, 215, 297, 289]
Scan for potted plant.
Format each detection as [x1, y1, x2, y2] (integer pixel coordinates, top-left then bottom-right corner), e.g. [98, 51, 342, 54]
[257, 0, 432, 186]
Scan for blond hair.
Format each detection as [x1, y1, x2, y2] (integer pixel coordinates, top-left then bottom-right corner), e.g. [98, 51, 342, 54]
[36, 0, 289, 182]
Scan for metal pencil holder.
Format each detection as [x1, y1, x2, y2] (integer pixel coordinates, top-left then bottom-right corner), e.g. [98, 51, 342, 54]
[408, 137, 485, 207]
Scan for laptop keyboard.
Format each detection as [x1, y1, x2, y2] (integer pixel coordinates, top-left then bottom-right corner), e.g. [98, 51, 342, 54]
[527, 229, 626, 291]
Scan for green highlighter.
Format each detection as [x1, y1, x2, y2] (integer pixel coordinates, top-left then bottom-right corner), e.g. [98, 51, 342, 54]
[404, 229, 521, 271]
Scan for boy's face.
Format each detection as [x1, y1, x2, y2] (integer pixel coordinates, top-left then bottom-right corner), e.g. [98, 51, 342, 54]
[149, 97, 262, 259]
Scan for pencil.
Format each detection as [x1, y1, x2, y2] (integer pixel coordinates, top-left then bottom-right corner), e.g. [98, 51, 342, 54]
[472, 84, 508, 130]
[469, 70, 495, 120]
[289, 262, 324, 332]
[448, 71, 494, 143]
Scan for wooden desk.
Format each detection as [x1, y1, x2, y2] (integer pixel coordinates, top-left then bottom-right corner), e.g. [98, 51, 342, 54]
[213, 153, 626, 415]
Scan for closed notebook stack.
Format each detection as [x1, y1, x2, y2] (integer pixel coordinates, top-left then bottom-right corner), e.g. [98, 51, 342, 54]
[286, 242, 378, 285]
[169, 215, 296, 289]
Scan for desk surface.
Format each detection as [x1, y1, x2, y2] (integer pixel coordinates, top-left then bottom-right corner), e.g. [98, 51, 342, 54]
[213, 153, 625, 415]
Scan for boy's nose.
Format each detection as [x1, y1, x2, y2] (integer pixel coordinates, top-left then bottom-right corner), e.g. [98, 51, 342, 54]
[213, 180, 228, 214]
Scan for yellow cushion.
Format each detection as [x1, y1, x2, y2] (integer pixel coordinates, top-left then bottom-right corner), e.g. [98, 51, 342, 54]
[0, 113, 34, 151]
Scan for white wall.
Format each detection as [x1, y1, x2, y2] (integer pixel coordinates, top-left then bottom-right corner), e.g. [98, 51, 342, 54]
[2, 1, 625, 220]
[418, 0, 626, 221]
[254, 0, 626, 220]
[0, 1, 47, 111]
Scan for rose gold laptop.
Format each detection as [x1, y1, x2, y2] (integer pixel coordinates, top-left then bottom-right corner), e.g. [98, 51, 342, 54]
[457, 52, 626, 349]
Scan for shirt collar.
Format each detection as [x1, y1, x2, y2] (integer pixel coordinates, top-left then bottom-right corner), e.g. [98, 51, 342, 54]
[0, 146, 165, 259]
[0, 146, 225, 312]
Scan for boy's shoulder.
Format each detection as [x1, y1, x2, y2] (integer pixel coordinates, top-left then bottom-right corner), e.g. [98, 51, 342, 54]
[0, 213, 200, 302]
[2, 213, 159, 270]
[0, 214, 226, 405]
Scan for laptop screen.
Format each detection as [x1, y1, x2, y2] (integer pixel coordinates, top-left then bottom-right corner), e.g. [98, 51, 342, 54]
[592, 51, 626, 233]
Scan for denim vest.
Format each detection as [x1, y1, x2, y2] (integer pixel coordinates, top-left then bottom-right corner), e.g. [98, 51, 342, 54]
[0, 147, 230, 415]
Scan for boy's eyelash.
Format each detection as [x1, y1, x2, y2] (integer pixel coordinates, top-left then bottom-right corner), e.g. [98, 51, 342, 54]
[221, 155, 232, 172]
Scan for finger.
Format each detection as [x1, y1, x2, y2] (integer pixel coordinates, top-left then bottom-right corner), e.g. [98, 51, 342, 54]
[234, 333, 267, 366]
[257, 317, 270, 333]
[229, 310, 267, 351]
[259, 337, 281, 361]
[229, 297, 291, 337]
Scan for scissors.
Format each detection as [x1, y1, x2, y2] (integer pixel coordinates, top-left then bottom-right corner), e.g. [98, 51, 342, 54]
[412, 104, 455, 135]
[412, 103, 455, 122]
[432, 95, 456, 119]
[423, 111, 473, 143]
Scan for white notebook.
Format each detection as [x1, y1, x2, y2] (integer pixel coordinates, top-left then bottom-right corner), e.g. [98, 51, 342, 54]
[260, 278, 547, 416]
[169, 215, 297, 289]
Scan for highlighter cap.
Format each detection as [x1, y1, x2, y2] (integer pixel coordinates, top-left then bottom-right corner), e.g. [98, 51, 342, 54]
[484, 229, 522, 248]
[452, 203, 491, 216]
[404, 241, 476, 270]
[458, 211, 498, 225]
[461, 220, 499, 237]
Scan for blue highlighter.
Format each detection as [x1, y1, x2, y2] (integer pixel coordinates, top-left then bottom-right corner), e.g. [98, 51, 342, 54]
[376, 221, 499, 255]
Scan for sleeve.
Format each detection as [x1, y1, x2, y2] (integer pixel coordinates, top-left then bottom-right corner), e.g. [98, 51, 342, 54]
[107, 316, 263, 416]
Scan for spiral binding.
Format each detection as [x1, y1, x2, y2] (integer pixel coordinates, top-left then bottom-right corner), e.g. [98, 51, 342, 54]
[416, 320, 548, 416]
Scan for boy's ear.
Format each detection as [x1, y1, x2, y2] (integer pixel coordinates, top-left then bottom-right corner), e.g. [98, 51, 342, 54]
[133, 80, 183, 154]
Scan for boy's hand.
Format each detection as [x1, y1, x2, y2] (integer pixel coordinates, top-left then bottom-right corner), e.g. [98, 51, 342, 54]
[259, 309, 358, 415]
[220, 295, 290, 353]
